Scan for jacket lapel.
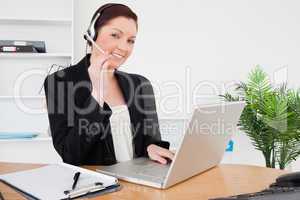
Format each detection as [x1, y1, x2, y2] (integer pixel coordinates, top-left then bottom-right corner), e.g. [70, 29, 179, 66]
[115, 70, 141, 157]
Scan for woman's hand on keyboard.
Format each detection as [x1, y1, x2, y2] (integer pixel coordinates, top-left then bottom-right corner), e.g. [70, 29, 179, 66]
[147, 144, 175, 165]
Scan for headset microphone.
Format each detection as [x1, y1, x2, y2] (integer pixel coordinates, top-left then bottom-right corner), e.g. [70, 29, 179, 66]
[83, 32, 106, 54]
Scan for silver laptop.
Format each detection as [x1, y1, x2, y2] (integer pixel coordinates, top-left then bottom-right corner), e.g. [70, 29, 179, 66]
[96, 102, 245, 189]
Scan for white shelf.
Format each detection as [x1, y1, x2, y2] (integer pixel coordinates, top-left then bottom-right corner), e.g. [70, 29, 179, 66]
[0, 53, 72, 58]
[0, 18, 72, 25]
[0, 136, 52, 143]
[0, 1, 73, 153]
[0, 95, 45, 99]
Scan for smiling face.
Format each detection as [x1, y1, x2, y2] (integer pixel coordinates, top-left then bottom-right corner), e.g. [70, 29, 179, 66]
[93, 16, 137, 69]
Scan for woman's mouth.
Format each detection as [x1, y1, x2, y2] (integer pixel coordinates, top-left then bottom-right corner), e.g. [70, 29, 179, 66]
[112, 53, 125, 59]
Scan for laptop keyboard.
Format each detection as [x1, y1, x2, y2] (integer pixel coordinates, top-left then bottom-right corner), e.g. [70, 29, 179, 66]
[129, 159, 170, 178]
[136, 163, 169, 177]
[97, 158, 170, 184]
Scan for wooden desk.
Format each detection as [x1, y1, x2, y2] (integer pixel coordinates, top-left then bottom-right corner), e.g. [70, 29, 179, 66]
[0, 162, 287, 200]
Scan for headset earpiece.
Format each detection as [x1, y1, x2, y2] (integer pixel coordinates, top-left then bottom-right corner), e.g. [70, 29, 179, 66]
[87, 12, 100, 41]
[84, 4, 114, 45]
[84, 3, 125, 45]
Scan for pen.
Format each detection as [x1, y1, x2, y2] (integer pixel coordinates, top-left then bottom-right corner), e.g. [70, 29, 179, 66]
[72, 172, 81, 190]
[64, 182, 104, 196]
[68, 182, 105, 199]
[0, 191, 4, 200]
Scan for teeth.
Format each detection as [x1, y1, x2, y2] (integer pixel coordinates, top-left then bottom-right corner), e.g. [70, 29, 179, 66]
[112, 53, 124, 59]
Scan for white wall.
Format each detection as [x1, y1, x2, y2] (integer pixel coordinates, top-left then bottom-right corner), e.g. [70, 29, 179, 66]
[74, 0, 300, 169]
[74, 0, 300, 113]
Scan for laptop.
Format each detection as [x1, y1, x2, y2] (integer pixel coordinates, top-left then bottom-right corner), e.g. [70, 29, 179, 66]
[96, 101, 245, 189]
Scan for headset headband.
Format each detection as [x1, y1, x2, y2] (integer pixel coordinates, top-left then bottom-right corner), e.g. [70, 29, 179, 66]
[86, 4, 126, 41]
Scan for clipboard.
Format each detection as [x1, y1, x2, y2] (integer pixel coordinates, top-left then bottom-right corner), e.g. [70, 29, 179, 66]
[0, 179, 121, 200]
[0, 163, 120, 200]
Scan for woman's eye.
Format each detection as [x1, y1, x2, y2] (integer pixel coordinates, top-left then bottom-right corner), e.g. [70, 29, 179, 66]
[111, 33, 120, 39]
[128, 39, 135, 44]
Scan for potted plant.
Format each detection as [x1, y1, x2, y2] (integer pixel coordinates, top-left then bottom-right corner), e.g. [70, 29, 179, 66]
[220, 66, 300, 169]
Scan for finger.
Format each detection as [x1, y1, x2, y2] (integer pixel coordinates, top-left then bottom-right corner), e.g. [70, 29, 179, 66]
[157, 148, 175, 160]
[101, 59, 110, 69]
[170, 149, 176, 154]
[151, 153, 167, 165]
[90, 52, 111, 67]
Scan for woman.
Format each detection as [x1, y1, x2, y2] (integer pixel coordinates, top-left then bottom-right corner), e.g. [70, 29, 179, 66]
[44, 3, 174, 166]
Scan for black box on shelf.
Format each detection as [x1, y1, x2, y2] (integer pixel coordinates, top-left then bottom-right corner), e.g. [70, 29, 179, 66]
[0, 40, 46, 53]
[0, 45, 37, 53]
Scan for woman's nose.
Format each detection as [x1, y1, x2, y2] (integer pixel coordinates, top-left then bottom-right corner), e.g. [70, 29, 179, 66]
[117, 40, 130, 51]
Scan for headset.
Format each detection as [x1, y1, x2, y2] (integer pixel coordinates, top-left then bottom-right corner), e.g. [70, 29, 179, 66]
[83, 3, 126, 54]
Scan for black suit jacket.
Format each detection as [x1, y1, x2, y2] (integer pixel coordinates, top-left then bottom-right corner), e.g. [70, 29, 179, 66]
[44, 54, 169, 165]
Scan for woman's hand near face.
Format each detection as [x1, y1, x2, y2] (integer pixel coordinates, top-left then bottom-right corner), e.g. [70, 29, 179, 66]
[147, 144, 175, 165]
[88, 51, 112, 106]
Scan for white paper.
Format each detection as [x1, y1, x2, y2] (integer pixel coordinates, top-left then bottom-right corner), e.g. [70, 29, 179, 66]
[0, 163, 118, 200]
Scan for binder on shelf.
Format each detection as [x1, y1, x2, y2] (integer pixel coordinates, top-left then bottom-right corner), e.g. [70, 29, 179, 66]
[0, 40, 46, 53]
[0, 163, 120, 200]
[0, 132, 39, 140]
[0, 45, 37, 53]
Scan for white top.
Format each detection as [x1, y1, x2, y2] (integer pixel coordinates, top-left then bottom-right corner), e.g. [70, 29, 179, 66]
[109, 105, 134, 162]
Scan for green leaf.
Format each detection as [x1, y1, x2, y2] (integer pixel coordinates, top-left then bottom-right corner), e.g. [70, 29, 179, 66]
[219, 65, 300, 169]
